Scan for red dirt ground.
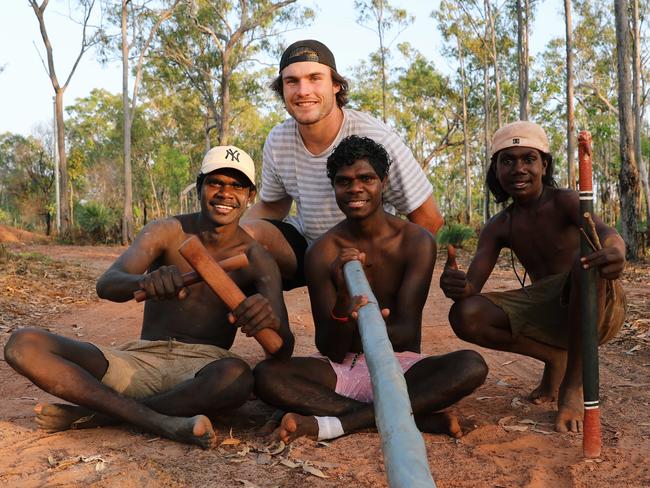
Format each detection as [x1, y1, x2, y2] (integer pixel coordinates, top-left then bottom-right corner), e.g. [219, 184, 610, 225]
[0, 241, 648, 487]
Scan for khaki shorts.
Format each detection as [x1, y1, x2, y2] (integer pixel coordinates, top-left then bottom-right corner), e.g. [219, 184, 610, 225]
[483, 272, 626, 349]
[95, 339, 239, 399]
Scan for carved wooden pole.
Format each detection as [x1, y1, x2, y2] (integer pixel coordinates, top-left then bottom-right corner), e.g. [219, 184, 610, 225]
[578, 130, 601, 458]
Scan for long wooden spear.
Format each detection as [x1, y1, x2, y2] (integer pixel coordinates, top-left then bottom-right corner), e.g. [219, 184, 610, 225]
[578, 130, 601, 458]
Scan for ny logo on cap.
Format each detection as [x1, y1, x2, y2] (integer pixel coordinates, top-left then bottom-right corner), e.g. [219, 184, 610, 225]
[225, 148, 240, 162]
[512, 138, 520, 144]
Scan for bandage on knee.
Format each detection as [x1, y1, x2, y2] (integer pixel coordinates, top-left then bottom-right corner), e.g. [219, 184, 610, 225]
[315, 416, 344, 441]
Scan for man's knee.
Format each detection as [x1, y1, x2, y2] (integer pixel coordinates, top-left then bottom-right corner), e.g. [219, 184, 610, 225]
[449, 298, 488, 343]
[455, 349, 489, 388]
[253, 359, 290, 401]
[198, 358, 253, 406]
[4, 328, 50, 372]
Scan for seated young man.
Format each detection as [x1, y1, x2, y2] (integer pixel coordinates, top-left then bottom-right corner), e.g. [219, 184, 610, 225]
[4, 146, 294, 449]
[254, 135, 487, 443]
[439, 121, 626, 433]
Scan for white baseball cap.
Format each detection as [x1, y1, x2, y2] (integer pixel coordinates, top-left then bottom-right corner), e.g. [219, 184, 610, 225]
[490, 121, 550, 157]
[199, 145, 255, 186]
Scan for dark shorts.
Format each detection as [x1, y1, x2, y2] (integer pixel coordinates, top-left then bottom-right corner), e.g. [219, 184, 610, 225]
[263, 219, 308, 290]
[483, 272, 626, 349]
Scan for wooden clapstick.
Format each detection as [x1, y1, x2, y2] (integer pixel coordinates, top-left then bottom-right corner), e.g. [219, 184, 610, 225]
[178, 236, 283, 354]
[133, 254, 249, 302]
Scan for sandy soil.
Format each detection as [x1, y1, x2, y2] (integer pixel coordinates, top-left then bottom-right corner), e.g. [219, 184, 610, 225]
[0, 241, 648, 488]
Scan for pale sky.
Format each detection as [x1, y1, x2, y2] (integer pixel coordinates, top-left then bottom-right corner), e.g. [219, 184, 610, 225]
[0, 0, 563, 136]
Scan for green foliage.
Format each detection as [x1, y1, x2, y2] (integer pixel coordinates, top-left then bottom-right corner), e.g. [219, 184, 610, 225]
[437, 223, 475, 248]
[0, 208, 11, 224]
[75, 201, 120, 242]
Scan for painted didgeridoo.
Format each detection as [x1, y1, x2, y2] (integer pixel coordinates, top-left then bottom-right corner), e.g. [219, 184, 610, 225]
[578, 130, 601, 458]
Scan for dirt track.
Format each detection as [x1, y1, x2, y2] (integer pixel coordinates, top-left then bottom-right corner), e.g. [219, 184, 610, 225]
[0, 242, 648, 487]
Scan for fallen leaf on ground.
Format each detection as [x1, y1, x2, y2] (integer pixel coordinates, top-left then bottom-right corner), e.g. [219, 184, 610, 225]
[503, 425, 529, 432]
[256, 453, 272, 465]
[220, 438, 241, 446]
[302, 463, 328, 478]
[496, 379, 511, 387]
[501, 360, 517, 366]
[279, 459, 300, 468]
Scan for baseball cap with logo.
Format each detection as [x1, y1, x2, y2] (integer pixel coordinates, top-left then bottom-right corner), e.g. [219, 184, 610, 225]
[279, 39, 337, 73]
[199, 146, 255, 187]
[490, 121, 550, 158]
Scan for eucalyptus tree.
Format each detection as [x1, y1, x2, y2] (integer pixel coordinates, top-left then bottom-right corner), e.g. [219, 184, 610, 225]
[354, 0, 413, 123]
[28, 0, 101, 236]
[151, 0, 311, 148]
[614, 0, 641, 258]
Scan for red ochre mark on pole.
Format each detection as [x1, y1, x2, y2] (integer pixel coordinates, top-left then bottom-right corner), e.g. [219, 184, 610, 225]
[578, 131, 593, 193]
[583, 406, 601, 458]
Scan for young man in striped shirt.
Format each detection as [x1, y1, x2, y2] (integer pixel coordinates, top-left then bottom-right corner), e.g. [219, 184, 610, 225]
[243, 39, 443, 289]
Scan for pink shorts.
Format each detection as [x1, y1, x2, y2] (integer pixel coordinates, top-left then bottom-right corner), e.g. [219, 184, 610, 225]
[313, 351, 424, 403]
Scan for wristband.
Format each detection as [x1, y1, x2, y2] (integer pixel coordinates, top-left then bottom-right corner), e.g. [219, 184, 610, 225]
[330, 310, 349, 323]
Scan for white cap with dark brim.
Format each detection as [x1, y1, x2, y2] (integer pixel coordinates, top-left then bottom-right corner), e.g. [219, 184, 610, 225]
[199, 146, 255, 186]
[490, 121, 550, 157]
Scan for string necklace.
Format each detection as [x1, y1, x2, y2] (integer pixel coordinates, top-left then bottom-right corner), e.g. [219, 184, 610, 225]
[508, 185, 546, 289]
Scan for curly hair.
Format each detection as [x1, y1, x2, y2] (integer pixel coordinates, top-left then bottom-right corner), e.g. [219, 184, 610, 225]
[326, 135, 391, 183]
[270, 68, 349, 108]
[486, 150, 557, 203]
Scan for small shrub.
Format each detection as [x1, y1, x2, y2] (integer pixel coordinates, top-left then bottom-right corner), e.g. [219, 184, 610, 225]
[437, 223, 475, 248]
[76, 201, 120, 243]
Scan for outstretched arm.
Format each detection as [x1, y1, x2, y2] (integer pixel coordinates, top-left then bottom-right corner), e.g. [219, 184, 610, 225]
[306, 242, 359, 363]
[96, 219, 184, 302]
[440, 219, 503, 301]
[407, 195, 444, 237]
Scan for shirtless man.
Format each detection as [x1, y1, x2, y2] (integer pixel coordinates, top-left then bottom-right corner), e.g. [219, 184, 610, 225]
[254, 135, 487, 443]
[439, 121, 626, 433]
[4, 146, 294, 448]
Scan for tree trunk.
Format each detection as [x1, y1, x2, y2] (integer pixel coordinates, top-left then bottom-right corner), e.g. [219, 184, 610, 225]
[54, 90, 71, 235]
[564, 0, 576, 189]
[377, 0, 387, 124]
[632, 0, 650, 245]
[614, 0, 641, 259]
[483, 4, 491, 222]
[457, 35, 472, 225]
[517, 0, 529, 121]
[121, 0, 134, 245]
[219, 54, 231, 145]
[486, 0, 502, 128]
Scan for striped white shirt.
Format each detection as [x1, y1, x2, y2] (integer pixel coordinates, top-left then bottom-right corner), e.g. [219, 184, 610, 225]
[260, 108, 432, 243]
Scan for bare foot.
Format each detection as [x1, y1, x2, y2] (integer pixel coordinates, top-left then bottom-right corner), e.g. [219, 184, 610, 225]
[529, 353, 567, 405]
[34, 403, 117, 432]
[276, 413, 319, 444]
[161, 415, 217, 449]
[416, 411, 464, 439]
[255, 410, 284, 438]
[555, 384, 583, 433]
